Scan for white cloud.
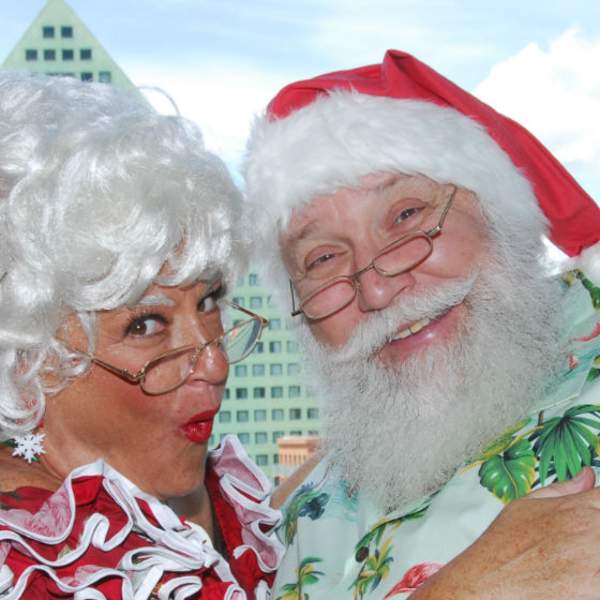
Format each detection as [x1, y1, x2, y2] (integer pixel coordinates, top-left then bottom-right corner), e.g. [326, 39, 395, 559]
[122, 58, 290, 177]
[474, 28, 600, 197]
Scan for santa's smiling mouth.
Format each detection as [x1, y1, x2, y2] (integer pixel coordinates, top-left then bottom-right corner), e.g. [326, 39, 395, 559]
[390, 308, 452, 341]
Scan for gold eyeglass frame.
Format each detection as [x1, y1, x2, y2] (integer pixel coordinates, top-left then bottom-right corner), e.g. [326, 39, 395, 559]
[88, 301, 268, 396]
[289, 185, 457, 319]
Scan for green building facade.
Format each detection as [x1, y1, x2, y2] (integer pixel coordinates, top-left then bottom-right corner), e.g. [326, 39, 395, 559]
[211, 272, 321, 479]
[2, 0, 137, 90]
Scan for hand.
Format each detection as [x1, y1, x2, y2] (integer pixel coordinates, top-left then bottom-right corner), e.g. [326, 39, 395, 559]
[411, 467, 600, 599]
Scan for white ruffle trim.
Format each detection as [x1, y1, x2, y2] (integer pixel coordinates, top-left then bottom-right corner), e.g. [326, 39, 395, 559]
[209, 435, 284, 574]
[0, 437, 283, 599]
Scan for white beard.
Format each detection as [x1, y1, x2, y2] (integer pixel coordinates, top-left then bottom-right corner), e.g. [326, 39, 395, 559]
[296, 259, 565, 513]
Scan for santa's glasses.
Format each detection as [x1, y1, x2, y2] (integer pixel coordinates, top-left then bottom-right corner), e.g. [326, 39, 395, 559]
[289, 185, 457, 320]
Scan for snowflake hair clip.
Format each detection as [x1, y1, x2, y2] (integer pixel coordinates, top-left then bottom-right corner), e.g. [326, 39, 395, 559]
[10, 432, 46, 464]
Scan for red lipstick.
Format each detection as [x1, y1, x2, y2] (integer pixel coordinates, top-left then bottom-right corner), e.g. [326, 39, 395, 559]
[180, 410, 218, 444]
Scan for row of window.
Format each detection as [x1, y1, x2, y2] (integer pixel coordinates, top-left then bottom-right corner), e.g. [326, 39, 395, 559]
[218, 407, 319, 423]
[243, 340, 297, 355]
[211, 429, 319, 448]
[26, 48, 93, 62]
[42, 25, 73, 39]
[233, 363, 301, 377]
[225, 385, 306, 399]
[43, 71, 112, 83]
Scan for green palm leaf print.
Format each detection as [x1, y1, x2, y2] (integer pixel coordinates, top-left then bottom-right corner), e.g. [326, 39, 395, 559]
[530, 404, 600, 485]
[479, 438, 537, 503]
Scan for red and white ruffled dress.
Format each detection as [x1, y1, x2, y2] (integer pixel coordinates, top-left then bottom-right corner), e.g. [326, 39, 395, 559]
[0, 435, 283, 599]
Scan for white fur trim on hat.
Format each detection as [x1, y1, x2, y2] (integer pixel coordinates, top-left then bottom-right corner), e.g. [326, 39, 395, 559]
[244, 90, 549, 298]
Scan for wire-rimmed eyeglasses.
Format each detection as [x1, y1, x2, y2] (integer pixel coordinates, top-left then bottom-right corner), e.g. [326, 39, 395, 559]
[289, 185, 457, 320]
[88, 302, 268, 395]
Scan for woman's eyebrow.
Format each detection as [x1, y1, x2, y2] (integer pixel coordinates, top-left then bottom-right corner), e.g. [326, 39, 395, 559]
[137, 294, 176, 307]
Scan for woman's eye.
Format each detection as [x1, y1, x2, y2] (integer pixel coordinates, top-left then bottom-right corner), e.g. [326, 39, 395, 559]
[198, 295, 217, 313]
[126, 315, 166, 337]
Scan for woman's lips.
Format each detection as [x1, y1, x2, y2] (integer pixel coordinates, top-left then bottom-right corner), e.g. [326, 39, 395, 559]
[180, 410, 218, 444]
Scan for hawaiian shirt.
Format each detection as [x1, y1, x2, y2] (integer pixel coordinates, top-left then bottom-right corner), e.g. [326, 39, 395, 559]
[273, 271, 600, 600]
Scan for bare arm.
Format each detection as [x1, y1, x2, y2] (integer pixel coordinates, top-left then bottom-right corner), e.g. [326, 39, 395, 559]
[411, 468, 600, 599]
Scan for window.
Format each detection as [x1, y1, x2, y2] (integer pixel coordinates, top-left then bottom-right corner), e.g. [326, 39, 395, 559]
[249, 296, 262, 309]
[308, 430, 320, 436]
[271, 386, 283, 398]
[218, 411, 231, 423]
[81, 72, 93, 81]
[254, 432, 268, 444]
[289, 386, 301, 398]
[62, 49, 74, 61]
[269, 341, 282, 353]
[254, 409, 267, 422]
[252, 364, 265, 376]
[290, 408, 302, 420]
[253, 387, 265, 399]
[98, 71, 111, 83]
[61, 26, 73, 38]
[307, 408, 320, 419]
[235, 388, 247, 400]
[269, 319, 281, 331]
[42, 26, 55, 38]
[209, 434, 215, 446]
[270, 364, 283, 376]
[238, 433, 250, 444]
[271, 409, 284, 421]
[80, 48, 92, 60]
[272, 431, 284, 443]
[237, 410, 249, 423]
[25, 49, 38, 61]
[287, 363, 301, 376]
[290, 430, 302, 436]
[234, 365, 247, 377]
[232, 296, 245, 307]
[248, 273, 258, 286]
[255, 454, 268, 466]
[223, 388, 230, 400]
[44, 49, 56, 61]
[220, 433, 229, 442]
[254, 341, 264, 354]
[287, 340, 299, 353]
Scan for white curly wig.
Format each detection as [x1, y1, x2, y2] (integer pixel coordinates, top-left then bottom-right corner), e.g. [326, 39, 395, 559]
[0, 72, 244, 440]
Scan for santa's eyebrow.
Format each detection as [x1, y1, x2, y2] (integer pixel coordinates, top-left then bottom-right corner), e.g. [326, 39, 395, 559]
[137, 294, 176, 307]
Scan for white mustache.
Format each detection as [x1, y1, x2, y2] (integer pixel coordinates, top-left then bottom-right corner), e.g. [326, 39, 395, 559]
[327, 273, 478, 364]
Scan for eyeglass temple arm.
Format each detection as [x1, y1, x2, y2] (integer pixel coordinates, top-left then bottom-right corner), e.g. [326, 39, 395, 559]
[426, 185, 457, 237]
[226, 300, 269, 327]
[90, 356, 143, 383]
[289, 280, 303, 317]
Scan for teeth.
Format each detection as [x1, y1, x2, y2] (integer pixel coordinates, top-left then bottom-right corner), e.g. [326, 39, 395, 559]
[392, 317, 432, 341]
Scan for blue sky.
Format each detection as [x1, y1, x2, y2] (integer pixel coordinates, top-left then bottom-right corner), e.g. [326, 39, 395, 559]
[2, 0, 600, 199]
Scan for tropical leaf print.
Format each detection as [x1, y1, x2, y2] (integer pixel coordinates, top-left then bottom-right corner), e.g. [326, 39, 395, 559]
[530, 404, 600, 485]
[277, 556, 324, 600]
[281, 483, 330, 545]
[478, 438, 537, 503]
[351, 538, 394, 600]
[470, 417, 532, 465]
[576, 270, 600, 310]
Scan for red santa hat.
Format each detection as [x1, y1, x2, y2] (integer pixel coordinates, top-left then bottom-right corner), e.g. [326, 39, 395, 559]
[244, 50, 600, 285]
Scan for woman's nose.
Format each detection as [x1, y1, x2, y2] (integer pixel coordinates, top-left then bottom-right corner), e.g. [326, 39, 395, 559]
[189, 341, 229, 385]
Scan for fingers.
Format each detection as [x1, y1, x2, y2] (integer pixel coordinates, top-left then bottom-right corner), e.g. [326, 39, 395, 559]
[526, 467, 596, 499]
